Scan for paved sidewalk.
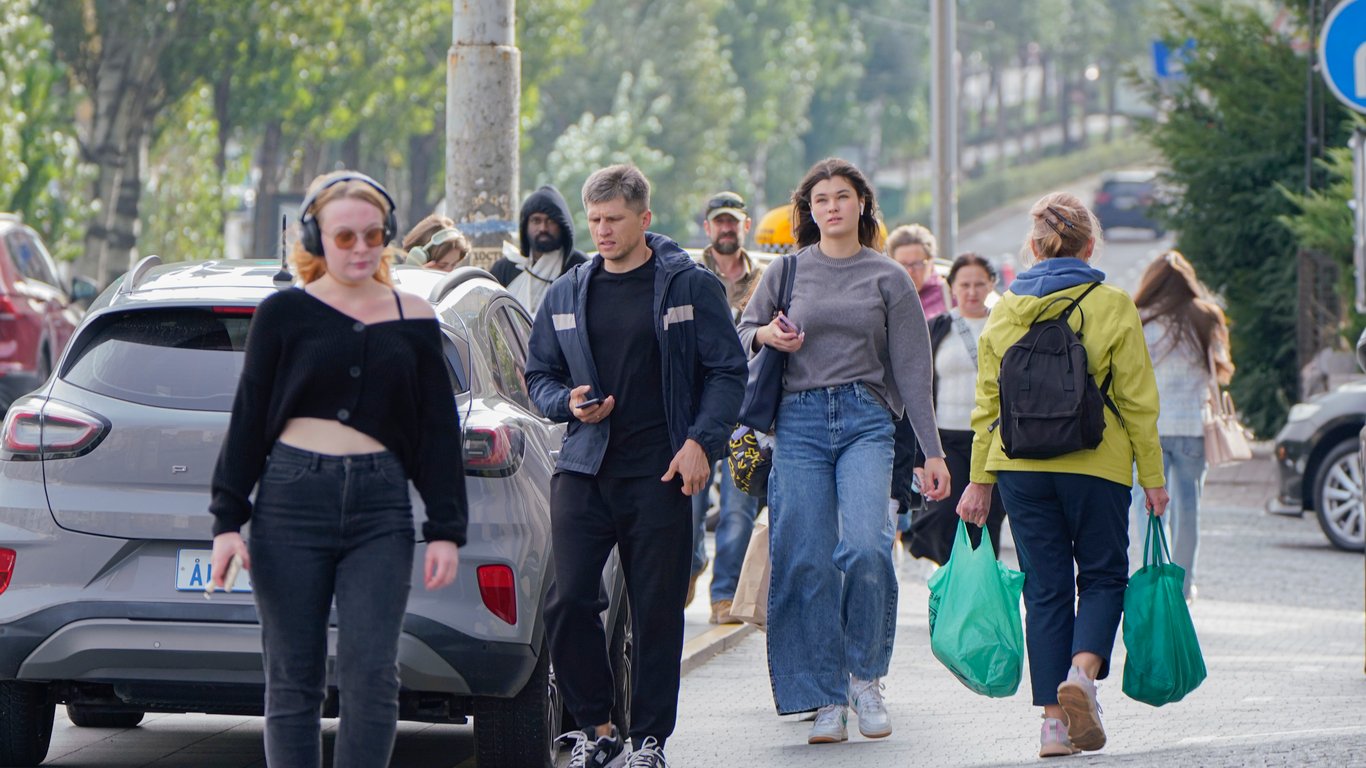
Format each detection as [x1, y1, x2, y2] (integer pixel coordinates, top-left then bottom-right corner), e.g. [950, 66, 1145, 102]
[667, 445, 1366, 767]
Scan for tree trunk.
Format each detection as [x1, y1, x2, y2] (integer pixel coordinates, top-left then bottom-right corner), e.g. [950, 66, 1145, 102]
[250, 120, 283, 261]
[341, 129, 361, 171]
[747, 144, 770, 219]
[407, 132, 440, 226]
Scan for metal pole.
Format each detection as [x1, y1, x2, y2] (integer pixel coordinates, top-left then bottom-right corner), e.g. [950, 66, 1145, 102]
[931, 0, 958, 259]
[1353, 127, 1365, 313]
[447, 0, 520, 269]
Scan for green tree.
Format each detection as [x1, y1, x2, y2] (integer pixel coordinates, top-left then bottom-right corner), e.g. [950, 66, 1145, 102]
[1138, 0, 1354, 436]
[1282, 138, 1365, 344]
[0, 0, 92, 263]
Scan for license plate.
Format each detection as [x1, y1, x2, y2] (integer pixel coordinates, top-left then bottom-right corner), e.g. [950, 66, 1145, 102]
[176, 549, 252, 593]
[1114, 195, 1136, 210]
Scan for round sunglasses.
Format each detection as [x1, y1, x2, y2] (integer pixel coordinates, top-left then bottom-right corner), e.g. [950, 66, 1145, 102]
[325, 225, 387, 250]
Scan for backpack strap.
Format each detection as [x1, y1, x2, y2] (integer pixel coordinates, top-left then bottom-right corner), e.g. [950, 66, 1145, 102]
[1057, 281, 1103, 334]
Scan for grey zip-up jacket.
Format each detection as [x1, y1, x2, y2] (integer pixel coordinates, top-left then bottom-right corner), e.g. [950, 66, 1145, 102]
[525, 232, 748, 476]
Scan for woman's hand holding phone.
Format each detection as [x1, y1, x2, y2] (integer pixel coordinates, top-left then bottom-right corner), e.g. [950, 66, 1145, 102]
[758, 311, 804, 353]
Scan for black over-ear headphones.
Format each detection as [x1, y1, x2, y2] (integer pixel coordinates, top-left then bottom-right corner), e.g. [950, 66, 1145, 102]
[298, 172, 398, 256]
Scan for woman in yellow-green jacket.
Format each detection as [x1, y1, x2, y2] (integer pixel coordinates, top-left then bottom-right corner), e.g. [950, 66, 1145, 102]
[956, 192, 1169, 760]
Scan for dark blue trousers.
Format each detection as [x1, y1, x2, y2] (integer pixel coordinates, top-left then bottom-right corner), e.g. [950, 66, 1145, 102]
[996, 471, 1129, 706]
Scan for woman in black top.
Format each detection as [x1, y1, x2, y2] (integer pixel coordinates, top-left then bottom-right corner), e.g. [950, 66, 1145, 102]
[208, 171, 466, 768]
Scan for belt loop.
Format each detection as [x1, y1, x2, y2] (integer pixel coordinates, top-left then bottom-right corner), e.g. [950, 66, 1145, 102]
[309, 451, 321, 471]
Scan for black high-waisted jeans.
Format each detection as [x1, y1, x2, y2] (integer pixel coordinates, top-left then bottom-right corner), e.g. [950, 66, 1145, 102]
[249, 443, 415, 768]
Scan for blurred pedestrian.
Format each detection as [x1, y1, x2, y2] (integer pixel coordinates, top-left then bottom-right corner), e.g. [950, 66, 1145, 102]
[1129, 250, 1233, 602]
[209, 171, 465, 768]
[738, 158, 950, 746]
[525, 164, 746, 767]
[888, 223, 950, 319]
[401, 214, 469, 272]
[956, 192, 1167, 759]
[490, 184, 588, 315]
[687, 190, 763, 623]
[902, 253, 1007, 565]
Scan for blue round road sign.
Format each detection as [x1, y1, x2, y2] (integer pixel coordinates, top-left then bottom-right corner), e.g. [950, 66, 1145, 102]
[1319, 0, 1366, 114]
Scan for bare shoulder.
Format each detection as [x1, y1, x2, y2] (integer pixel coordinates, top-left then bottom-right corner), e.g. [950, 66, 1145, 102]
[398, 290, 436, 320]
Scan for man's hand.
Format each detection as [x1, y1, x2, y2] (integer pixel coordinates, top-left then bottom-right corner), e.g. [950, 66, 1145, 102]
[662, 438, 711, 495]
[956, 482, 994, 526]
[209, 532, 250, 590]
[424, 540, 460, 590]
[569, 384, 615, 424]
[1143, 486, 1170, 517]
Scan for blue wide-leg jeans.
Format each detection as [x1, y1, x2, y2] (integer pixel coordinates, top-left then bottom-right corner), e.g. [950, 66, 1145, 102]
[249, 444, 415, 768]
[766, 383, 896, 714]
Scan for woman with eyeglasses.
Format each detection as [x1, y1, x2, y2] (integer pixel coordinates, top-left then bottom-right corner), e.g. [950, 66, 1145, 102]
[208, 170, 466, 768]
[887, 224, 950, 320]
[956, 192, 1166, 759]
[738, 158, 950, 746]
[1129, 250, 1232, 602]
[402, 214, 470, 272]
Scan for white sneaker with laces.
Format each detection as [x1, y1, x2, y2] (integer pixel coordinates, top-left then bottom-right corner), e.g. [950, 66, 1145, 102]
[807, 704, 849, 744]
[848, 676, 892, 738]
[626, 736, 668, 767]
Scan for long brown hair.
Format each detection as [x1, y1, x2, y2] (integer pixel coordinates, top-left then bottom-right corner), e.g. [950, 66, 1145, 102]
[291, 171, 397, 285]
[1132, 250, 1234, 385]
[791, 158, 884, 251]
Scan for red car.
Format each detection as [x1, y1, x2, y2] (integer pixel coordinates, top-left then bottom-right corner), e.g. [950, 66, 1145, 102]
[0, 215, 91, 413]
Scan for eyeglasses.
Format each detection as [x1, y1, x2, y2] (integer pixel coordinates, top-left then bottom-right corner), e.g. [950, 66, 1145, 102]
[904, 260, 931, 271]
[326, 225, 386, 249]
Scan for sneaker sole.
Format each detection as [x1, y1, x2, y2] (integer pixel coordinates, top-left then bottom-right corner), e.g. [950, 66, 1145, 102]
[807, 733, 848, 745]
[1056, 684, 1106, 751]
[1039, 742, 1081, 758]
[858, 723, 892, 739]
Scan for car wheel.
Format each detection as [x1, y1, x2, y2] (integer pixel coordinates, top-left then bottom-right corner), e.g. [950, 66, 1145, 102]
[1313, 439, 1366, 551]
[0, 681, 55, 766]
[473, 637, 560, 768]
[609, 595, 632, 738]
[66, 703, 145, 728]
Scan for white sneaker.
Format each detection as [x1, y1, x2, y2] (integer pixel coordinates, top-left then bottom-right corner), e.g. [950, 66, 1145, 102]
[1056, 665, 1106, 751]
[848, 676, 892, 738]
[807, 704, 848, 744]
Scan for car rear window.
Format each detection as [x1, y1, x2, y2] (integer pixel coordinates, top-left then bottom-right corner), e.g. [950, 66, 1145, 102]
[62, 308, 252, 411]
[1102, 181, 1152, 196]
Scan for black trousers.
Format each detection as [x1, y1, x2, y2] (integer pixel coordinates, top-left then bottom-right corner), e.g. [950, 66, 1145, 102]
[907, 428, 1007, 565]
[545, 472, 692, 746]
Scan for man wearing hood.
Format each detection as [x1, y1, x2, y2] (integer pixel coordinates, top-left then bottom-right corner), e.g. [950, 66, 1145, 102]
[490, 184, 588, 315]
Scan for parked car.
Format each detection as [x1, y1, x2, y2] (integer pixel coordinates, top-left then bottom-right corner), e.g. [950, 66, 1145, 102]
[0, 214, 95, 415]
[0, 258, 628, 767]
[1268, 379, 1366, 551]
[1093, 170, 1166, 238]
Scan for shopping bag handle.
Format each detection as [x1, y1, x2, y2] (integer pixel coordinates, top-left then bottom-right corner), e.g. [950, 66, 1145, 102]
[955, 519, 997, 557]
[1143, 510, 1173, 568]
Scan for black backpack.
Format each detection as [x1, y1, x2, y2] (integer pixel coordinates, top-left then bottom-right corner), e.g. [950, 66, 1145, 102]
[995, 282, 1121, 459]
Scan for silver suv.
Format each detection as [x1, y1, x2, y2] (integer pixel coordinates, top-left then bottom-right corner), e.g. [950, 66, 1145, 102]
[0, 259, 629, 767]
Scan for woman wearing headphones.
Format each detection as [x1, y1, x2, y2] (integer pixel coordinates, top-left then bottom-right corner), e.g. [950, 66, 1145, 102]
[208, 170, 466, 767]
[402, 213, 470, 272]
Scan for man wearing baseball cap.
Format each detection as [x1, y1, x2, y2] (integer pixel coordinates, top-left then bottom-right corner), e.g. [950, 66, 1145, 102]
[689, 191, 763, 624]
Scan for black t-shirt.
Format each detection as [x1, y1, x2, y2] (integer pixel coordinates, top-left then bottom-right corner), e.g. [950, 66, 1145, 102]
[586, 256, 673, 477]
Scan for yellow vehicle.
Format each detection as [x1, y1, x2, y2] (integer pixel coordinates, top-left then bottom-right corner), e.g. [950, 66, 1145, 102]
[754, 203, 889, 255]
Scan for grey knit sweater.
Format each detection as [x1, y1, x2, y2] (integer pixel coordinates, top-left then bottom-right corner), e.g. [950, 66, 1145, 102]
[737, 245, 944, 458]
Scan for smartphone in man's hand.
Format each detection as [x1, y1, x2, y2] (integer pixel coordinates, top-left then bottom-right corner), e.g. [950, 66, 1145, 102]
[575, 396, 603, 409]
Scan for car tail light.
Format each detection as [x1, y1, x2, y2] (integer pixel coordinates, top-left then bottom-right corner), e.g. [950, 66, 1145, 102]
[0, 294, 16, 321]
[0, 399, 109, 461]
[211, 306, 255, 316]
[477, 564, 517, 625]
[1095, 191, 1112, 206]
[463, 424, 524, 477]
[0, 549, 14, 595]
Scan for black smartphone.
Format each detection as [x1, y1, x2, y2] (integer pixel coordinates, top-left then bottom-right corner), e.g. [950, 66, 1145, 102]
[575, 396, 603, 409]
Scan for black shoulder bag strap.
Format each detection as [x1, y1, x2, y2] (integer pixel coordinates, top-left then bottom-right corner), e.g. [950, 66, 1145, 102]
[777, 254, 797, 314]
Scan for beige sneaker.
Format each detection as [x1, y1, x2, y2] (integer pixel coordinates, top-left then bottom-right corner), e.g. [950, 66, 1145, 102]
[1056, 666, 1106, 751]
[709, 599, 738, 624]
[1038, 717, 1080, 758]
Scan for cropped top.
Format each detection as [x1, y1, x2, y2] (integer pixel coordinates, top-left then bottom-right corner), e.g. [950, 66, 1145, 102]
[208, 287, 468, 545]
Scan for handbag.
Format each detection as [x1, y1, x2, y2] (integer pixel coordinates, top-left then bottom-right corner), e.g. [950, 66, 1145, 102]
[1202, 346, 1251, 467]
[926, 520, 1026, 697]
[1122, 511, 1207, 706]
[728, 514, 770, 629]
[727, 426, 772, 498]
[735, 254, 797, 432]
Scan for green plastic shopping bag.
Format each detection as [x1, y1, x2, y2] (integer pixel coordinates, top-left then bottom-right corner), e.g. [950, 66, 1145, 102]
[927, 520, 1026, 697]
[1122, 512, 1207, 706]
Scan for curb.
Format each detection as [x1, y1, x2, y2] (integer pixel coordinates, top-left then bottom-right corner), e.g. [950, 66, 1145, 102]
[680, 622, 756, 676]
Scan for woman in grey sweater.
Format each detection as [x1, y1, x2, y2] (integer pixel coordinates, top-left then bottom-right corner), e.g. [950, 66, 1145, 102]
[737, 158, 950, 746]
